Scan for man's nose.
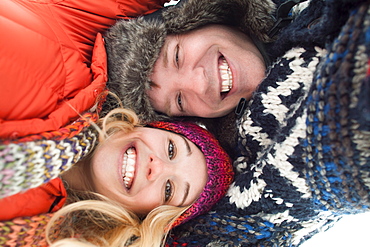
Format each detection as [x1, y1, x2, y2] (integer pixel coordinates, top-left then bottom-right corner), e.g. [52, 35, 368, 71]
[146, 154, 166, 181]
[183, 67, 208, 95]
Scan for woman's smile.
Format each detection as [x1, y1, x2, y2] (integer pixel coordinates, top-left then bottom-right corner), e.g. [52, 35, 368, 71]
[89, 127, 207, 215]
[121, 147, 137, 190]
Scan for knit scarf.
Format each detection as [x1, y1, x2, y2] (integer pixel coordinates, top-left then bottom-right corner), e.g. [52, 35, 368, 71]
[0, 112, 99, 246]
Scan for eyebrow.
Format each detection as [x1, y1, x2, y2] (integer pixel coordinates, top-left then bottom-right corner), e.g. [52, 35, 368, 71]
[180, 135, 192, 156]
[177, 136, 192, 206]
[162, 41, 174, 116]
[163, 41, 169, 69]
[178, 182, 190, 207]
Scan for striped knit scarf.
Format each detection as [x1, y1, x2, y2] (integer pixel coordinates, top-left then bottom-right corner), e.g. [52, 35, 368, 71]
[0, 112, 99, 246]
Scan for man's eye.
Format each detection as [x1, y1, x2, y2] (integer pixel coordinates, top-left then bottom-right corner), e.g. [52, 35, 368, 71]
[175, 45, 179, 66]
[177, 93, 183, 112]
[168, 140, 176, 159]
[165, 180, 173, 202]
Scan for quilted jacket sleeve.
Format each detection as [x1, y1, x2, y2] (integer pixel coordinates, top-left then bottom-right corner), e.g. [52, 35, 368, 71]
[0, 0, 168, 139]
[0, 178, 66, 221]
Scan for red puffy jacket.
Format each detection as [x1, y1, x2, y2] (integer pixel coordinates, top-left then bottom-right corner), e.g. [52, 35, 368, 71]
[0, 0, 167, 139]
[0, 178, 66, 221]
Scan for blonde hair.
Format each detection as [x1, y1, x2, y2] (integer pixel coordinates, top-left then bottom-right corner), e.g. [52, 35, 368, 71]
[96, 107, 139, 141]
[46, 107, 190, 247]
[46, 193, 188, 247]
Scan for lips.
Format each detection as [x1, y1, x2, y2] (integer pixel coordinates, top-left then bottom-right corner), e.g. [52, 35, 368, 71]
[219, 56, 233, 96]
[122, 147, 136, 189]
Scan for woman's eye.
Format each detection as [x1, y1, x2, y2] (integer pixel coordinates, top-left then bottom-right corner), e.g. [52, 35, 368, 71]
[168, 140, 176, 159]
[165, 180, 173, 202]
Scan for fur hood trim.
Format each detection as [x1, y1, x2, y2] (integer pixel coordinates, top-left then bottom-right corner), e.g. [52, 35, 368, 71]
[105, 18, 166, 121]
[105, 0, 275, 122]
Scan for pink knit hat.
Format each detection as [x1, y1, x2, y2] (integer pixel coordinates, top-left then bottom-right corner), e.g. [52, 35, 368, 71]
[147, 121, 234, 228]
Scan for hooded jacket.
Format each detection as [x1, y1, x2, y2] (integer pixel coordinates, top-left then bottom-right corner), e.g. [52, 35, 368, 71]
[0, 0, 167, 140]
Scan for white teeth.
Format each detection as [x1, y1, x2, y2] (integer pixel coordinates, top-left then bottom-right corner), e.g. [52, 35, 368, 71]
[126, 164, 135, 172]
[219, 57, 233, 93]
[127, 157, 135, 167]
[122, 147, 136, 189]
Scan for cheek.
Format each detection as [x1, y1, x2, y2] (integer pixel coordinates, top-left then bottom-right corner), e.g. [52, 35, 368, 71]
[91, 169, 116, 197]
[147, 89, 168, 113]
[243, 52, 265, 73]
[204, 100, 237, 117]
[127, 190, 162, 215]
[91, 151, 114, 184]
[90, 147, 121, 197]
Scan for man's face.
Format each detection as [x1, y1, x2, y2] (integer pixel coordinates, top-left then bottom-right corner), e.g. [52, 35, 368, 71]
[147, 24, 266, 118]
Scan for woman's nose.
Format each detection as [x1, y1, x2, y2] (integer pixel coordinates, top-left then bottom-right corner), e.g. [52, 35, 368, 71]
[146, 154, 165, 181]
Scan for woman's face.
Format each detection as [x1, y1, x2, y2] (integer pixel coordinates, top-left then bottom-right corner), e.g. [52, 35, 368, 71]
[90, 127, 207, 215]
[148, 24, 266, 118]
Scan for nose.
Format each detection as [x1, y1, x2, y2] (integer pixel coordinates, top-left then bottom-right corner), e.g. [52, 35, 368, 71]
[146, 154, 165, 181]
[182, 67, 209, 96]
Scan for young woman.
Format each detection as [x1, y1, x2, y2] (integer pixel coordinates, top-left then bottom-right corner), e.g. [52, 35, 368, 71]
[105, 0, 370, 246]
[0, 108, 234, 246]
